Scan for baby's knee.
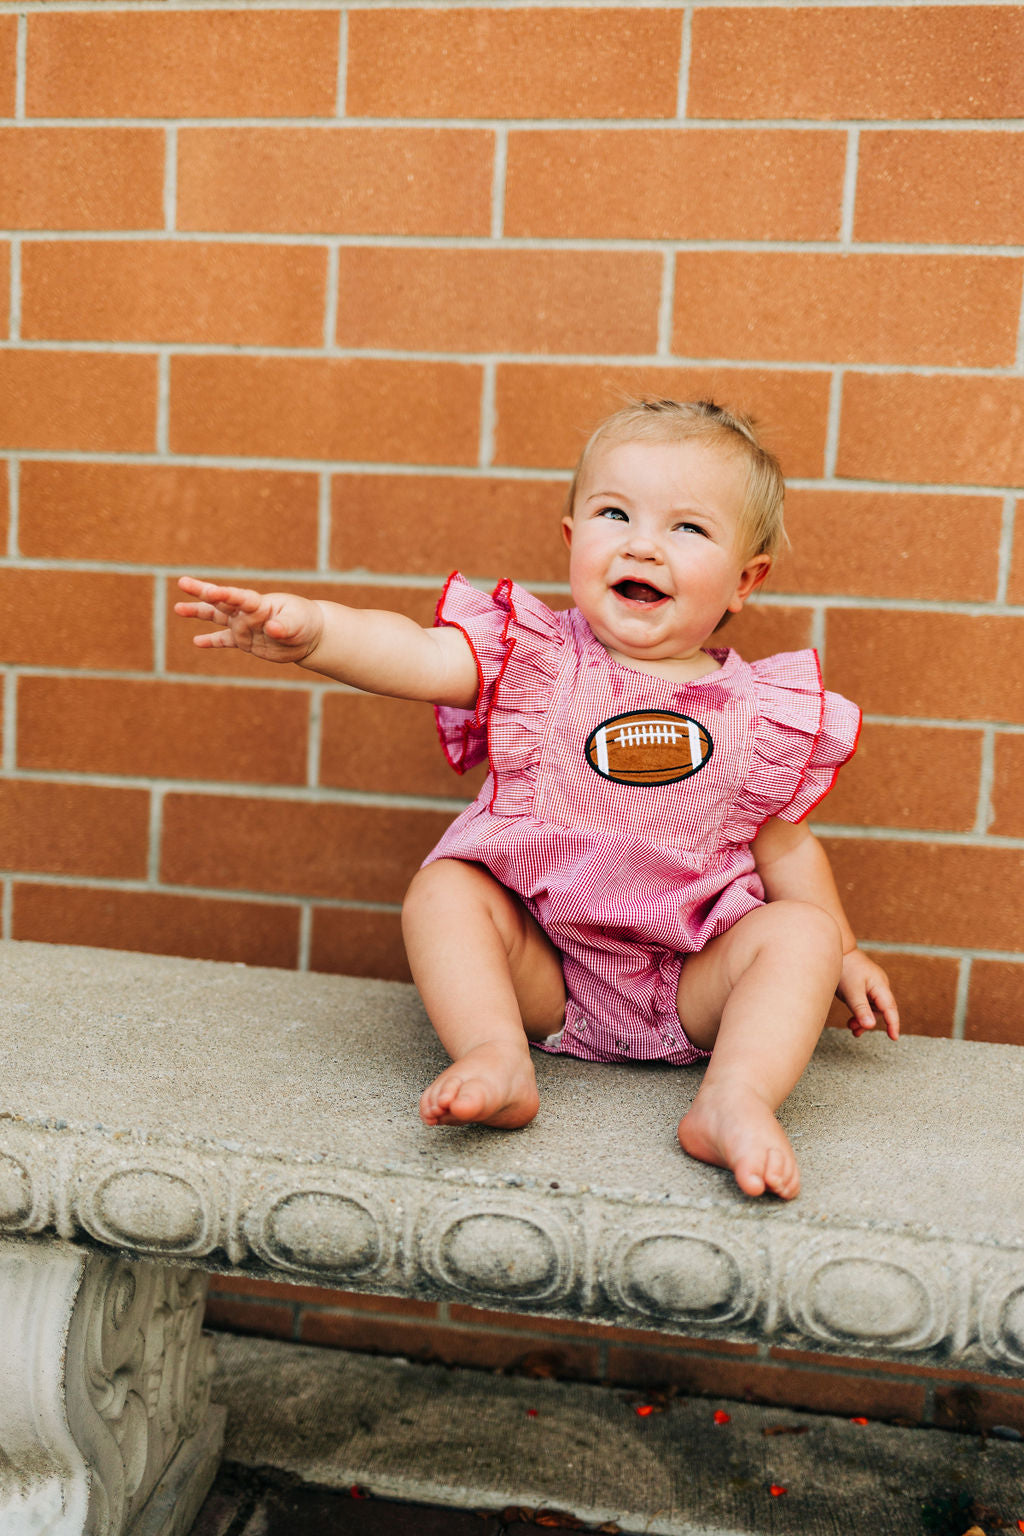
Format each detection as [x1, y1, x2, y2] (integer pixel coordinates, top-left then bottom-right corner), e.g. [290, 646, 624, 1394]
[402, 858, 493, 928]
[758, 900, 843, 971]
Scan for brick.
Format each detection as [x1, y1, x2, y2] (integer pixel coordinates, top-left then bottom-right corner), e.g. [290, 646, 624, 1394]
[990, 734, 1024, 838]
[0, 350, 155, 453]
[687, 8, 1024, 121]
[812, 722, 982, 834]
[825, 951, 960, 1039]
[298, 1310, 601, 1379]
[826, 610, 1024, 724]
[964, 960, 1024, 1046]
[23, 241, 326, 348]
[494, 365, 831, 479]
[211, 1284, 436, 1320]
[205, 1297, 295, 1342]
[838, 373, 1024, 489]
[0, 782, 148, 879]
[0, 461, 7, 552]
[505, 128, 845, 241]
[167, 582, 437, 681]
[208, 1275, 291, 1302]
[336, 248, 662, 357]
[178, 127, 492, 237]
[209, 1278, 438, 1316]
[0, 128, 164, 230]
[331, 474, 569, 585]
[12, 884, 302, 970]
[779, 490, 1002, 604]
[933, 1381, 1024, 1436]
[0, 18, 14, 117]
[320, 692, 485, 801]
[822, 837, 1024, 953]
[346, 9, 682, 120]
[161, 793, 453, 904]
[170, 356, 481, 466]
[672, 251, 1020, 368]
[0, 570, 152, 670]
[718, 604, 812, 664]
[0, 244, 9, 335]
[18, 676, 309, 785]
[603, 1346, 926, 1422]
[856, 129, 1024, 246]
[1009, 512, 1024, 605]
[290, 1288, 435, 1317]
[310, 907, 411, 983]
[448, 1308, 755, 1352]
[18, 462, 319, 569]
[26, 13, 339, 119]
[768, 1347, 1023, 1390]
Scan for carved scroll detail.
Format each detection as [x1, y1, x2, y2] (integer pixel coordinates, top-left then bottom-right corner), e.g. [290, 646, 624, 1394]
[0, 1239, 214, 1536]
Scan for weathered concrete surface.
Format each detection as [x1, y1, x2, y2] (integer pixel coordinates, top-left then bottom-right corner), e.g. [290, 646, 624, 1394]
[1, 941, 1022, 1372]
[212, 1334, 1024, 1536]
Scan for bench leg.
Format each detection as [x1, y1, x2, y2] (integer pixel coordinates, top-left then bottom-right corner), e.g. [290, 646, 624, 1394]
[0, 1239, 225, 1536]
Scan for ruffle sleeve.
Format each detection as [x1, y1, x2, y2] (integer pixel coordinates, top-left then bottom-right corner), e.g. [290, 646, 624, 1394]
[433, 573, 565, 806]
[732, 650, 861, 833]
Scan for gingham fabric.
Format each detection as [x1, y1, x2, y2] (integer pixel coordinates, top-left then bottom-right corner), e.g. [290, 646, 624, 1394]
[427, 573, 862, 1066]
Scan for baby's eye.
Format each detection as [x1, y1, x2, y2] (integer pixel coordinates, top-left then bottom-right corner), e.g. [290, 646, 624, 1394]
[598, 506, 628, 522]
[673, 521, 707, 536]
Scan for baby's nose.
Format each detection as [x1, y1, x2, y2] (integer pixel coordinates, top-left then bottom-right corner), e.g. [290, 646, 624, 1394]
[625, 531, 661, 559]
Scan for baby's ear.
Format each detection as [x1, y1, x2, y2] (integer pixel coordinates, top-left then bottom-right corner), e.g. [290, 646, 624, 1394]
[561, 516, 574, 550]
[727, 554, 771, 613]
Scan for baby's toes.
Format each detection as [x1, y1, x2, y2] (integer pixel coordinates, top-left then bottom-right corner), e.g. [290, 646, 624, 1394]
[732, 1157, 768, 1199]
[763, 1145, 800, 1201]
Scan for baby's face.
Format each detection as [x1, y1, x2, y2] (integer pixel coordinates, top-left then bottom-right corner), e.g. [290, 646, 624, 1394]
[562, 437, 770, 671]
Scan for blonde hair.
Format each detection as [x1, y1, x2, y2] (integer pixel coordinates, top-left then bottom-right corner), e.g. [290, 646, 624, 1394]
[565, 398, 786, 561]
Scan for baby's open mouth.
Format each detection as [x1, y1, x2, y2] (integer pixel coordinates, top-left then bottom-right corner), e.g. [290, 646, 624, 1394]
[614, 580, 667, 604]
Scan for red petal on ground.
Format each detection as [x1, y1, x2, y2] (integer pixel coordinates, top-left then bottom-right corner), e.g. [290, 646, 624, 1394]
[713, 1410, 731, 1425]
[527, 1409, 539, 1418]
[769, 1486, 788, 1498]
[850, 1416, 869, 1425]
[635, 1405, 655, 1417]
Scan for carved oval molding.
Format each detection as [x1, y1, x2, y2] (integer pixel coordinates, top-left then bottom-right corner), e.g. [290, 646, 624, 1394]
[0, 1152, 33, 1228]
[998, 1286, 1024, 1360]
[249, 1180, 394, 1279]
[808, 1259, 929, 1342]
[267, 1193, 379, 1275]
[78, 1156, 217, 1256]
[601, 1221, 760, 1327]
[419, 1199, 572, 1302]
[784, 1239, 947, 1352]
[978, 1269, 1024, 1368]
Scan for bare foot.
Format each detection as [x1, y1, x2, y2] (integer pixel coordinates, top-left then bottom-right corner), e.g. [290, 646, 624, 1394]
[420, 1041, 540, 1129]
[677, 1081, 800, 1199]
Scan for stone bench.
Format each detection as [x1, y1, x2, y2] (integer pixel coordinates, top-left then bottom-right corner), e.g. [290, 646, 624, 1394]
[1, 939, 1022, 1534]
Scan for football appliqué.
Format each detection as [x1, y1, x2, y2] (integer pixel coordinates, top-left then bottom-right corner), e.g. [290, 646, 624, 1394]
[584, 710, 713, 786]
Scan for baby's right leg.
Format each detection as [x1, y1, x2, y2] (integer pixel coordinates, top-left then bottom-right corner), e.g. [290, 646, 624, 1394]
[402, 859, 567, 1129]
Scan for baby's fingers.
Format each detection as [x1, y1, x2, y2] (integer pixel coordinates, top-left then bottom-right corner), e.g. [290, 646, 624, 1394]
[870, 980, 900, 1042]
[846, 1001, 877, 1039]
[176, 576, 266, 615]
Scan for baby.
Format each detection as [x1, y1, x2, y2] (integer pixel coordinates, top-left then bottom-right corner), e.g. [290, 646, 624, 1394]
[176, 398, 898, 1201]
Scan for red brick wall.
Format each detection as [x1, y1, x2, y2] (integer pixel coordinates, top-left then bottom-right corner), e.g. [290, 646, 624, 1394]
[2, 1, 1022, 1418]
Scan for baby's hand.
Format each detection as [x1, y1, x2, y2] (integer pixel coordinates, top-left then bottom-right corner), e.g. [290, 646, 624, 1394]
[175, 578, 323, 665]
[837, 950, 899, 1041]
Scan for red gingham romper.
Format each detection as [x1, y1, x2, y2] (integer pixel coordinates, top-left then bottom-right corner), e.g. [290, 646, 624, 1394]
[426, 574, 862, 1066]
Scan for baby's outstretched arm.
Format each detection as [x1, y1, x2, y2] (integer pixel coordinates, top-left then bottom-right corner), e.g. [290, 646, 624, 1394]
[752, 818, 899, 1041]
[175, 577, 479, 708]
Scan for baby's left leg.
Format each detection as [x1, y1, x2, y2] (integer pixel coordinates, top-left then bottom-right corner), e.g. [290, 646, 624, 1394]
[675, 901, 843, 1200]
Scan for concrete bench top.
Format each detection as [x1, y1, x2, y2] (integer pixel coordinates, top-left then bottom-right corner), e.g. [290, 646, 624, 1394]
[1, 940, 1022, 1376]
